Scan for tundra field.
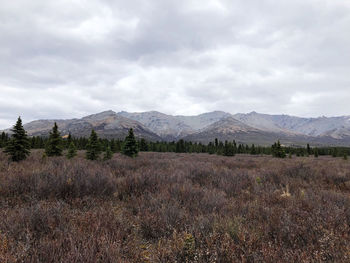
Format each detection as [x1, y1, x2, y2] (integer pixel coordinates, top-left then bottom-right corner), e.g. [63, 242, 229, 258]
[0, 151, 349, 262]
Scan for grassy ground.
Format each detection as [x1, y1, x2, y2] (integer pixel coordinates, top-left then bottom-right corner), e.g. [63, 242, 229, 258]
[0, 150, 349, 262]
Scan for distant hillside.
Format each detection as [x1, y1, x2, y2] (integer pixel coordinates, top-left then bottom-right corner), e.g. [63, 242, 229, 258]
[7, 111, 162, 141]
[117, 110, 230, 140]
[3, 110, 350, 146]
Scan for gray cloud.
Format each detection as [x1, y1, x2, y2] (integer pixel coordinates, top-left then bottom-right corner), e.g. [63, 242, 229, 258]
[1, 0, 350, 128]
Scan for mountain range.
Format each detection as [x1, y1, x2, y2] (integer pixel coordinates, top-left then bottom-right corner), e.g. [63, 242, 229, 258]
[4, 110, 350, 146]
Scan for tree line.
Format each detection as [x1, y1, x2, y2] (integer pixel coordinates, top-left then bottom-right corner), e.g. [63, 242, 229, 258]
[1, 117, 349, 162]
[1, 117, 138, 162]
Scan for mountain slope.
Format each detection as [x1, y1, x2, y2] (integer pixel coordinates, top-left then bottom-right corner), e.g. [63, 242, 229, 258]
[233, 112, 350, 139]
[16, 111, 162, 141]
[182, 116, 350, 146]
[4, 110, 350, 146]
[117, 110, 231, 140]
[183, 117, 282, 145]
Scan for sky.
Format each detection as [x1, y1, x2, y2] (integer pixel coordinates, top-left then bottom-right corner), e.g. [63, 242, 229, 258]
[1, 0, 350, 129]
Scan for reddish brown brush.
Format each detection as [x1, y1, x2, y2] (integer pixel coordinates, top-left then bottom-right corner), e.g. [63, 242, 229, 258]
[0, 150, 349, 262]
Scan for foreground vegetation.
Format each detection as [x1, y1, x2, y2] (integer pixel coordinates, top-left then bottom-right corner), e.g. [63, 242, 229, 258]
[0, 151, 349, 262]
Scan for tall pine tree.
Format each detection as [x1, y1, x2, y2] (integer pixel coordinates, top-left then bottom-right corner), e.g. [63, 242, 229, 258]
[103, 146, 113, 160]
[271, 140, 286, 158]
[86, 130, 101, 160]
[45, 122, 63, 156]
[4, 117, 31, 162]
[66, 142, 77, 159]
[122, 128, 139, 157]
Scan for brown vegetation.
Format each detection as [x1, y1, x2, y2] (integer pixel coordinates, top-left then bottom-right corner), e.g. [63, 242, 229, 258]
[0, 150, 349, 262]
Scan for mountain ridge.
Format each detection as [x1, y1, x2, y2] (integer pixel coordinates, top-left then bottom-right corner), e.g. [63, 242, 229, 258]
[3, 110, 350, 146]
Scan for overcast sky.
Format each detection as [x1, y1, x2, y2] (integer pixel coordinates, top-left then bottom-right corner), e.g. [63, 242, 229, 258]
[1, 0, 350, 128]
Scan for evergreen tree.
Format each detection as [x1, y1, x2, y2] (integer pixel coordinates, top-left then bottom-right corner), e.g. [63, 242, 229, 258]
[139, 138, 148, 151]
[250, 144, 257, 155]
[0, 131, 7, 148]
[66, 142, 77, 159]
[86, 130, 101, 160]
[103, 146, 113, 160]
[122, 128, 139, 157]
[176, 139, 186, 153]
[208, 142, 215, 154]
[4, 117, 31, 162]
[307, 143, 311, 155]
[271, 140, 286, 158]
[110, 139, 117, 153]
[343, 151, 348, 160]
[66, 133, 72, 149]
[215, 138, 218, 148]
[314, 148, 319, 158]
[223, 141, 235, 156]
[332, 148, 338, 158]
[45, 122, 63, 156]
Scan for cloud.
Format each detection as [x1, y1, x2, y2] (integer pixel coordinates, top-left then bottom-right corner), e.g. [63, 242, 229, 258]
[1, 0, 350, 128]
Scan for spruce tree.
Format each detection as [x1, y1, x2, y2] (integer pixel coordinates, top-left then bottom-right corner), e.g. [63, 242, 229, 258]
[139, 138, 148, 151]
[223, 141, 235, 156]
[343, 152, 348, 160]
[306, 143, 311, 155]
[103, 146, 113, 160]
[0, 131, 7, 148]
[4, 117, 31, 162]
[66, 133, 72, 149]
[66, 142, 77, 159]
[314, 148, 319, 158]
[271, 140, 286, 158]
[45, 122, 63, 156]
[250, 144, 257, 155]
[122, 128, 139, 157]
[86, 130, 101, 160]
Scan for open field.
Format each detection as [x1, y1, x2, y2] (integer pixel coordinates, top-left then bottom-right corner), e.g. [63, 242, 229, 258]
[0, 151, 349, 262]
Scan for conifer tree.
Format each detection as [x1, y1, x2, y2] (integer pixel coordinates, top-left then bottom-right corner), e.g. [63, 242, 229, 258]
[314, 148, 319, 158]
[332, 148, 338, 158]
[343, 151, 348, 160]
[307, 143, 311, 155]
[103, 146, 113, 160]
[45, 122, 63, 156]
[223, 141, 235, 156]
[250, 144, 257, 155]
[86, 130, 101, 160]
[66, 133, 72, 149]
[122, 128, 139, 157]
[66, 142, 77, 159]
[4, 117, 31, 162]
[0, 132, 4, 148]
[139, 138, 148, 151]
[271, 140, 286, 158]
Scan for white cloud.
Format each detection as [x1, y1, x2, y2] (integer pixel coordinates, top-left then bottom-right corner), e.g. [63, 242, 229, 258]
[1, 0, 350, 128]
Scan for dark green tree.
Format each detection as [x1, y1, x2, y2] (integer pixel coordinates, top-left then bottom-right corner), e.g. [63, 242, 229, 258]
[45, 122, 63, 156]
[343, 151, 348, 160]
[122, 128, 139, 157]
[139, 138, 148, 151]
[314, 148, 319, 158]
[306, 143, 311, 155]
[223, 141, 235, 156]
[332, 148, 338, 158]
[271, 140, 286, 158]
[1, 131, 10, 148]
[86, 130, 101, 160]
[103, 146, 113, 160]
[4, 117, 31, 162]
[176, 139, 186, 153]
[250, 144, 257, 155]
[66, 142, 77, 159]
[66, 133, 72, 149]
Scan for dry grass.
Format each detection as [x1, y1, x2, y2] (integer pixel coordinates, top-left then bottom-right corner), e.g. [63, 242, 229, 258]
[0, 150, 349, 262]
